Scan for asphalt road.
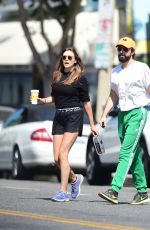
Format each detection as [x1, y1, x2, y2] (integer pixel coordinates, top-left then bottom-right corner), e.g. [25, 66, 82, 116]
[0, 179, 150, 230]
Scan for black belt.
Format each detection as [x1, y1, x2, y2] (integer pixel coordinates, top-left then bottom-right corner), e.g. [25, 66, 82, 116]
[56, 107, 82, 112]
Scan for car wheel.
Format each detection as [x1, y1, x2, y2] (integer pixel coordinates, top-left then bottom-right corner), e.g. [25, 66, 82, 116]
[140, 142, 150, 187]
[86, 140, 111, 185]
[12, 148, 25, 179]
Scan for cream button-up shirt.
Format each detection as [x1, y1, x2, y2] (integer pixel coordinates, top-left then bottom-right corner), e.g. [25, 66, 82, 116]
[111, 61, 150, 111]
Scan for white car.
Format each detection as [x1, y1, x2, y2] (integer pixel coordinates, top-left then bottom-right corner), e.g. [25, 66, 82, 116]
[0, 104, 91, 179]
[86, 107, 150, 187]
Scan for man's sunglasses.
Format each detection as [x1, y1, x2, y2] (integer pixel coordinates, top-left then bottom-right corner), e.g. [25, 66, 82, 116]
[117, 46, 130, 53]
[62, 55, 73, 61]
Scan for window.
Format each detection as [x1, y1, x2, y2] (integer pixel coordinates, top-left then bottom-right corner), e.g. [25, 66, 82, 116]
[0, 72, 32, 107]
[3, 108, 24, 128]
[83, 0, 98, 12]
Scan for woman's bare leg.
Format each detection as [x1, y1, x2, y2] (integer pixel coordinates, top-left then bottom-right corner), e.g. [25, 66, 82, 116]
[59, 132, 78, 192]
[53, 133, 77, 190]
[53, 134, 63, 166]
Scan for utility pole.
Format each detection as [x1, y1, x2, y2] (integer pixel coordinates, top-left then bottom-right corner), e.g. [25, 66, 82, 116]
[95, 0, 114, 121]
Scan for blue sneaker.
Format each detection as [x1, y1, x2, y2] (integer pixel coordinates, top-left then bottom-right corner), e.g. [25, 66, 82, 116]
[51, 190, 69, 202]
[71, 174, 84, 199]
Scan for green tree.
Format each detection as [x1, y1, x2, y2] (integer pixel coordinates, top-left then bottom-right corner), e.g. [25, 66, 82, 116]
[1, 0, 82, 96]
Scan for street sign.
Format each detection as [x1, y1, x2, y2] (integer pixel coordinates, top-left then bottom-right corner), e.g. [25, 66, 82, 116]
[95, 0, 114, 68]
[95, 43, 110, 69]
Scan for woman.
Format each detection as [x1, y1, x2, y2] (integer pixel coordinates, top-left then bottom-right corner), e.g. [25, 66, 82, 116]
[38, 47, 99, 202]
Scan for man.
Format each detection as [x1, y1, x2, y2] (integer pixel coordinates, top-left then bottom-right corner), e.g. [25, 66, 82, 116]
[98, 37, 150, 205]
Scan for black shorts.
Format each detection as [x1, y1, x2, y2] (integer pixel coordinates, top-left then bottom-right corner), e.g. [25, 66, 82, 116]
[52, 107, 84, 136]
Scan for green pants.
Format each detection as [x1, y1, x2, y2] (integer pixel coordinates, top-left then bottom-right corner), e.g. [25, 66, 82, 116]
[111, 107, 148, 193]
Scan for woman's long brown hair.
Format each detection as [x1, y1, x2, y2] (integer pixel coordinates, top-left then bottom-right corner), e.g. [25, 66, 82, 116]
[52, 47, 84, 85]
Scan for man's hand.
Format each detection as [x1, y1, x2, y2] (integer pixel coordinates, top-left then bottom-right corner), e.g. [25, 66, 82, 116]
[99, 116, 107, 128]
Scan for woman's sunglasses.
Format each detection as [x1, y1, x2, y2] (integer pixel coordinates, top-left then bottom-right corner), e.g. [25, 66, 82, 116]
[62, 55, 73, 61]
[117, 46, 130, 53]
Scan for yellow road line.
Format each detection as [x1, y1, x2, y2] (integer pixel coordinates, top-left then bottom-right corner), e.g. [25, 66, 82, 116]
[0, 209, 145, 230]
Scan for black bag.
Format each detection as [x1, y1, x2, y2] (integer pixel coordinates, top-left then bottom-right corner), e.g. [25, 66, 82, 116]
[93, 135, 105, 155]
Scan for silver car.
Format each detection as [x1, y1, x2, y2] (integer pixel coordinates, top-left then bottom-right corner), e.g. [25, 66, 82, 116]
[86, 107, 150, 187]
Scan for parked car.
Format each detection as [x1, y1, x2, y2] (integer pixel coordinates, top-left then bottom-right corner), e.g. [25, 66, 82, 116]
[0, 104, 91, 179]
[86, 107, 150, 187]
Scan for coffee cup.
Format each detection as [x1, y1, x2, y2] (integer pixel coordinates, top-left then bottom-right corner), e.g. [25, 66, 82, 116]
[30, 89, 39, 104]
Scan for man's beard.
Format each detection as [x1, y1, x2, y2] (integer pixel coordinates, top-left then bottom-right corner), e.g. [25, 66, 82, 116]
[118, 54, 131, 63]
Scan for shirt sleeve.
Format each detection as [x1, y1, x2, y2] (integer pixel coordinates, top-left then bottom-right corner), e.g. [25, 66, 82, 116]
[111, 81, 118, 94]
[78, 76, 90, 102]
[110, 68, 118, 95]
[143, 64, 150, 90]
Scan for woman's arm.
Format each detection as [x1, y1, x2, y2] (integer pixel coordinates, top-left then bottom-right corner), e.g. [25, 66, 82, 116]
[38, 96, 54, 104]
[83, 101, 99, 135]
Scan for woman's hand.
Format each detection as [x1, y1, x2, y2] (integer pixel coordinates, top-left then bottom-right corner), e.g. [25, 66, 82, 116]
[30, 96, 54, 104]
[30, 96, 46, 104]
[90, 124, 99, 136]
[37, 98, 46, 104]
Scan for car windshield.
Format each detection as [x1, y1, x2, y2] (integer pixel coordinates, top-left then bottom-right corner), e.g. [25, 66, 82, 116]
[2, 104, 90, 125]
[0, 106, 15, 121]
[28, 105, 90, 124]
[27, 105, 55, 122]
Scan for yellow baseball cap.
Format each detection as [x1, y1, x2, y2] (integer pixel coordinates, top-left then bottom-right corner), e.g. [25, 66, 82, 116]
[116, 37, 135, 49]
